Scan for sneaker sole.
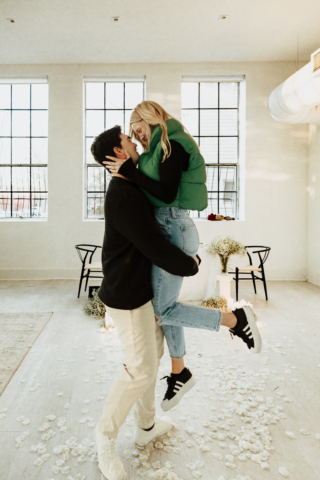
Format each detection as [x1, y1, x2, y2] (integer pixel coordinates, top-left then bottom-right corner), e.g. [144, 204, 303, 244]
[135, 423, 173, 447]
[161, 375, 197, 412]
[243, 306, 262, 354]
[98, 462, 127, 480]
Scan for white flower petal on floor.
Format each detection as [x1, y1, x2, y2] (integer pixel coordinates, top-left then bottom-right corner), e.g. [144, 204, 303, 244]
[192, 471, 202, 478]
[225, 455, 234, 462]
[200, 444, 210, 452]
[285, 431, 297, 439]
[212, 453, 223, 460]
[38, 421, 51, 432]
[237, 453, 247, 462]
[46, 414, 56, 421]
[300, 428, 309, 435]
[185, 440, 194, 447]
[279, 466, 290, 477]
[61, 466, 71, 475]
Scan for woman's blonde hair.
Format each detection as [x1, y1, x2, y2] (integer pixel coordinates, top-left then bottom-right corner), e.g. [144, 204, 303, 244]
[130, 101, 186, 162]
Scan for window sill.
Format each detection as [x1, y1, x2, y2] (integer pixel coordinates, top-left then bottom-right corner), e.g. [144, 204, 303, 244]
[193, 218, 244, 222]
[0, 218, 48, 222]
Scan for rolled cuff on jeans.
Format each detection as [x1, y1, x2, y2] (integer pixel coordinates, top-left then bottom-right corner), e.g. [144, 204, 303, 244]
[157, 303, 223, 333]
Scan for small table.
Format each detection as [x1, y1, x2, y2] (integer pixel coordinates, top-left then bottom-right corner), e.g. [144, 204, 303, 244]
[217, 274, 234, 308]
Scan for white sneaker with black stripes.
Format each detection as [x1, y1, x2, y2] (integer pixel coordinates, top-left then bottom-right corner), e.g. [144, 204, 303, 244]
[230, 306, 262, 354]
[161, 367, 197, 412]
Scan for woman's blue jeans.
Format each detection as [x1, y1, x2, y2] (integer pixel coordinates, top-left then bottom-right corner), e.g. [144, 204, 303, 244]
[152, 207, 222, 359]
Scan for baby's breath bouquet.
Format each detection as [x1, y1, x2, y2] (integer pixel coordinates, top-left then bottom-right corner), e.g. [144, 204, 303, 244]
[83, 289, 106, 320]
[201, 296, 230, 312]
[206, 235, 246, 274]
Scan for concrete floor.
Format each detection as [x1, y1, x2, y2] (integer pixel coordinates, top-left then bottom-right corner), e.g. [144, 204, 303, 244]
[0, 280, 319, 480]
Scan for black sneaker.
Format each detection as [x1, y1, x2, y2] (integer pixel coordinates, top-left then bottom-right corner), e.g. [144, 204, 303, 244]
[161, 368, 197, 412]
[230, 306, 262, 354]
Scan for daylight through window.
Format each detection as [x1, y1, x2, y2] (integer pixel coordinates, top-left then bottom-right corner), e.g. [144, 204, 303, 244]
[84, 79, 145, 219]
[181, 79, 244, 219]
[0, 80, 48, 219]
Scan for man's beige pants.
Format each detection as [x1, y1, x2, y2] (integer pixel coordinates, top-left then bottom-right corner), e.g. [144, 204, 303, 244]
[98, 300, 164, 437]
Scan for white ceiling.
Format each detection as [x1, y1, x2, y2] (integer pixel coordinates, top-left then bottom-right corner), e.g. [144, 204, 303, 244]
[1, 0, 320, 65]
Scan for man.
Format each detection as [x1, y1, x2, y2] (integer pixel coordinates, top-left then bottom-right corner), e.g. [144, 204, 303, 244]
[90, 126, 200, 480]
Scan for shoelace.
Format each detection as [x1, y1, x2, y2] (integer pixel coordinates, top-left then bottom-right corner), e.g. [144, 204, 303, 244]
[100, 437, 117, 458]
[230, 326, 253, 349]
[161, 375, 176, 400]
[107, 441, 117, 460]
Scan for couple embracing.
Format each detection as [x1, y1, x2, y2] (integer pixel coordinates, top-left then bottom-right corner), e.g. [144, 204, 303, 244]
[90, 101, 262, 480]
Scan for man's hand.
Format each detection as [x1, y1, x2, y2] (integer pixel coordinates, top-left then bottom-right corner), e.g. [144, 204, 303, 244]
[194, 256, 199, 266]
[103, 149, 130, 174]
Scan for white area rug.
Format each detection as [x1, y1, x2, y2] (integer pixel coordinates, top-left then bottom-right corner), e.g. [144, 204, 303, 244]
[0, 312, 53, 396]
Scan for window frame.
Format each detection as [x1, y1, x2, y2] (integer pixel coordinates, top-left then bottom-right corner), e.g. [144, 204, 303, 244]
[181, 75, 246, 221]
[0, 77, 49, 221]
[83, 76, 146, 221]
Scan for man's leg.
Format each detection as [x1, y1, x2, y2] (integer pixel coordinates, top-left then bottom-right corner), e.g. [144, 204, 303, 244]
[97, 301, 159, 437]
[133, 320, 164, 429]
[96, 301, 163, 480]
[132, 320, 173, 447]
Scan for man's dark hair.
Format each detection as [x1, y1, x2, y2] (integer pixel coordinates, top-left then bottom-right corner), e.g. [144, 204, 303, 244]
[90, 125, 122, 173]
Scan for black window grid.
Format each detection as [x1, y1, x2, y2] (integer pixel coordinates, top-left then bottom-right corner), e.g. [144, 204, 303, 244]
[182, 82, 240, 219]
[0, 84, 48, 219]
[85, 81, 145, 219]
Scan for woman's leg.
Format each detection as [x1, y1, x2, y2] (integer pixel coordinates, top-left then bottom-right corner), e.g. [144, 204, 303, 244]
[152, 208, 200, 370]
[152, 264, 186, 363]
[158, 302, 261, 354]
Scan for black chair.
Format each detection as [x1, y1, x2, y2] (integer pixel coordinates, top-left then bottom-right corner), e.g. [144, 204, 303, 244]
[228, 246, 271, 301]
[75, 244, 103, 298]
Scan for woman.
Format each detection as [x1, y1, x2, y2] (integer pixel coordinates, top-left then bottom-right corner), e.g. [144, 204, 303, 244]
[104, 101, 261, 411]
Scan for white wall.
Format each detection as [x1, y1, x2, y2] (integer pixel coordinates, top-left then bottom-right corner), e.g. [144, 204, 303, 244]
[0, 62, 308, 281]
[307, 124, 320, 286]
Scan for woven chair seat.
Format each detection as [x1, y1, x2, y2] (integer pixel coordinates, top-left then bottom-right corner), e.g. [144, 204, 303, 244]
[84, 262, 102, 270]
[229, 265, 262, 272]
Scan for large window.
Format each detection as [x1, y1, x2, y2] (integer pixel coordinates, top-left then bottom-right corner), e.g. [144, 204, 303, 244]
[0, 79, 48, 219]
[181, 77, 245, 219]
[84, 78, 145, 219]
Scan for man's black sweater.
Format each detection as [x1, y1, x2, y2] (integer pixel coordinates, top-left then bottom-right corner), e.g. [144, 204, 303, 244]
[98, 177, 198, 310]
